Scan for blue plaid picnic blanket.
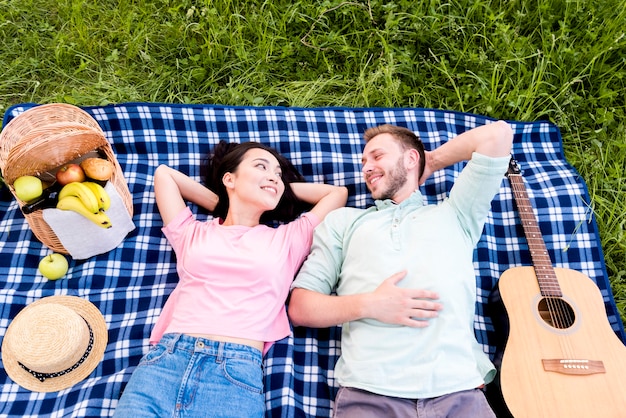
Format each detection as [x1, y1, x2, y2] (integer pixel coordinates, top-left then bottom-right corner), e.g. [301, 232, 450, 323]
[1, 103, 624, 417]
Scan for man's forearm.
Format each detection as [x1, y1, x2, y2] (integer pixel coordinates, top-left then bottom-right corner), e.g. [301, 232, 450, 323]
[428, 120, 513, 171]
[289, 272, 443, 328]
[288, 288, 366, 328]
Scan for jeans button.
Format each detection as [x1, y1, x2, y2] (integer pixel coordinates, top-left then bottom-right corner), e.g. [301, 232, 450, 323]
[197, 341, 205, 348]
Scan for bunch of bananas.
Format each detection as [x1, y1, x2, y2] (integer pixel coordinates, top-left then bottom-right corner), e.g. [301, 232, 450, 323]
[56, 182, 113, 228]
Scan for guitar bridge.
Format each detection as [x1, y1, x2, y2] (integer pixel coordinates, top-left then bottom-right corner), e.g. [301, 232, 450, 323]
[542, 359, 605, 375]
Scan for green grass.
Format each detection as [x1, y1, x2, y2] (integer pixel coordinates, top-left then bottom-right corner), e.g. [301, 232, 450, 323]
[1, 0, 625, 323]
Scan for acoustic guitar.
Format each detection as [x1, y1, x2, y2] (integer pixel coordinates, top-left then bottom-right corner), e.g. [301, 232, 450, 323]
[488, 158, 626, 417]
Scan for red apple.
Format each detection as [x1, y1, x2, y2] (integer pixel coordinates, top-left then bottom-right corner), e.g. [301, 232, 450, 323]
[56, 164, 86, 185]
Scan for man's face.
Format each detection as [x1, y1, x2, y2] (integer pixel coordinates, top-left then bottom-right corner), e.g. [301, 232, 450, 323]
[361, 133, 409, 201]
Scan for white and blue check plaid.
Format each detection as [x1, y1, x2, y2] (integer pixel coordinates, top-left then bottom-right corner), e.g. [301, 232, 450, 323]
[0, 103, 623, 417]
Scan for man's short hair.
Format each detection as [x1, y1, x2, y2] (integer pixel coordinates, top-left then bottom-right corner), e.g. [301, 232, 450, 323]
[363, 124, 426, 178]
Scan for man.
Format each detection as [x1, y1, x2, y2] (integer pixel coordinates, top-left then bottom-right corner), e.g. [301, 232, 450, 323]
[288, 121, 513, 417]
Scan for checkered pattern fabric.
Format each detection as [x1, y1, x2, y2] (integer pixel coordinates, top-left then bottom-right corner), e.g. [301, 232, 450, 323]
[1, 103, 624, 417]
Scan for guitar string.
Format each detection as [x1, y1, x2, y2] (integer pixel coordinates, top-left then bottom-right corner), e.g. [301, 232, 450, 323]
[515, 179, 575, 343]
[512, 179, 571, 348]
[512, 179, 566, 327]
[511, 176, 576, 358]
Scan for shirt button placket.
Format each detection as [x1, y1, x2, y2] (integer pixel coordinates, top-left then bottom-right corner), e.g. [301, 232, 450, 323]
[391, 207, 401, 250]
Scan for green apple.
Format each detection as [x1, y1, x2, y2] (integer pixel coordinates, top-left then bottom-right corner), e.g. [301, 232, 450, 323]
[13, 175, 43, 202]
[38, 253, 69, 280]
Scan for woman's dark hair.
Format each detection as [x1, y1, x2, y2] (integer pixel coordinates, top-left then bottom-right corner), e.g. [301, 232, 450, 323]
[203, 141, 311, 224]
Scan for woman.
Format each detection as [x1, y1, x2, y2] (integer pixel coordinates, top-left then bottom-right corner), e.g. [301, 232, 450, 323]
[114, 141, 347, 417]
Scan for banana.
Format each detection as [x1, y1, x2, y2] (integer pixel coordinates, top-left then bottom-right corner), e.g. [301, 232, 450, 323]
[83, 181, 111, 211]
[58, 182, 100, 214]
[56, 196, 112, 228]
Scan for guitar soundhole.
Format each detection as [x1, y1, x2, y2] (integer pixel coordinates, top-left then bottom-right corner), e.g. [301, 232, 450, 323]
[537, 297, 576, 329]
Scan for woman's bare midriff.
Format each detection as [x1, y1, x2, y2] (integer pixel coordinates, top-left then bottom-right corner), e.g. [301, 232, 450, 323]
[186, 333, 264, 352]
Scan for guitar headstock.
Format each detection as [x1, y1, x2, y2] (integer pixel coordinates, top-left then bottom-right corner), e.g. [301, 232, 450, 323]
[507, 157, 522, 177]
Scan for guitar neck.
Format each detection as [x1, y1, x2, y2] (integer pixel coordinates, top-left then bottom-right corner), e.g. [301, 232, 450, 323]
[507, 172, 562, 297]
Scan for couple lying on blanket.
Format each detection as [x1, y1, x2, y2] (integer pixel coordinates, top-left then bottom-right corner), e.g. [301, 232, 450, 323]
[113, 120, 513, 418]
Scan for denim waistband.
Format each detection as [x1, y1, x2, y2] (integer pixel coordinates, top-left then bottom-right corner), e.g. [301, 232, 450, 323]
[159, 333, 262, 365]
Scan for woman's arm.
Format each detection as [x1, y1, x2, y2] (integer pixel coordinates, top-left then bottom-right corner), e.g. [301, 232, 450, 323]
[290, 182, 348, 221]
[154, 165, 219, 226]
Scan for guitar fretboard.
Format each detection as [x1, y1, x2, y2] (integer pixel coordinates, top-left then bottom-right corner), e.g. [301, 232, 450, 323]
[508, 173, 563, 297]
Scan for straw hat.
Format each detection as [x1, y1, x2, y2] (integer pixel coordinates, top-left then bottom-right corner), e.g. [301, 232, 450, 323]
[1, 295, 108, 392]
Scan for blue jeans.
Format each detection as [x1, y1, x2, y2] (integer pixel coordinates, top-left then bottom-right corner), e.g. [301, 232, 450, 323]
[114, 334, 264, 418]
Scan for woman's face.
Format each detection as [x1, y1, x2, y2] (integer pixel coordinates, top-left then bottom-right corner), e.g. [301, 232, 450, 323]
[224, 148, 285, 212]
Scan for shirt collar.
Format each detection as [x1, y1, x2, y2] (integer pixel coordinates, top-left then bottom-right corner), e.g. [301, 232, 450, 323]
[374, 189, 424, 210]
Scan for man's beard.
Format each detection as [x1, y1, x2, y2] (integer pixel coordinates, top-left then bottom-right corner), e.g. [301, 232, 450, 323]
[370, 157, 407, 201]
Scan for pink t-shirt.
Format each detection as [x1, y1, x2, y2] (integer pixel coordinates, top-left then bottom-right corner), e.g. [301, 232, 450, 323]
[150, 207, 319, 355]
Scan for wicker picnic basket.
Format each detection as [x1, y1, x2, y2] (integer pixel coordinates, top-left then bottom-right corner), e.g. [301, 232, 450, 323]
[0, 103, 133, 254]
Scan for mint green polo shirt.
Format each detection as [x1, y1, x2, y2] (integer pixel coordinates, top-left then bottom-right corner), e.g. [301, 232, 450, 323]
[292, 152, 510, 398]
